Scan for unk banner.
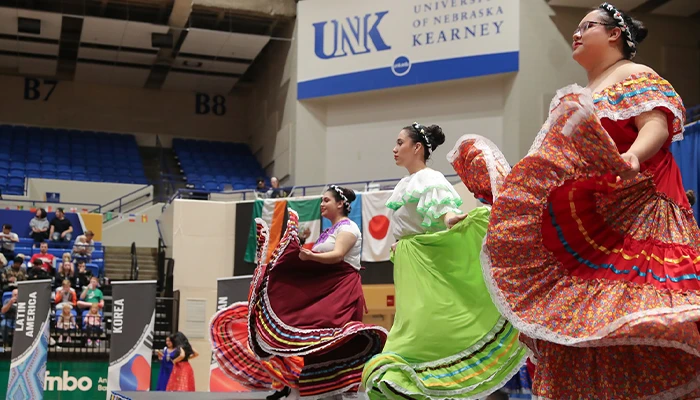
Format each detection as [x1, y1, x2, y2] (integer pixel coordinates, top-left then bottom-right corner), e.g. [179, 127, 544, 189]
[7, 279, 52, 400]
[107, 280, 156, 399]
[209, 276, 253, 391]
[297, 0, 520, 99]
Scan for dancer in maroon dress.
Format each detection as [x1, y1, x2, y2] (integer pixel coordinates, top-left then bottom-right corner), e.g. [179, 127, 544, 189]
[166, 332, 199, 392]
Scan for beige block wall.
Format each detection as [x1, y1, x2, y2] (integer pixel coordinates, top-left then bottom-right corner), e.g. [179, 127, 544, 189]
[171, 199, 236, 390]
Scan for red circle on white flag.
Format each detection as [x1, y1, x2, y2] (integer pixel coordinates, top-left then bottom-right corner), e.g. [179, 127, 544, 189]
[369, 215, 390, 239]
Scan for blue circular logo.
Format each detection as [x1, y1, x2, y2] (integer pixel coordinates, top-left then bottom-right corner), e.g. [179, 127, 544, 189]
[391, 56, 411, 77]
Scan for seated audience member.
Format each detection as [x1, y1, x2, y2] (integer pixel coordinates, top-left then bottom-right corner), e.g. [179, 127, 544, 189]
[28, 259, 51, 280]
[55, 262, 75, 290]
[72, 231, 95, 261]
[2, 257, 26, 291]
[267, 177, 289, 199]
[688, 190, 696, 207]
[50, 208, 73, 243]
[58, 253, 74, 275]
[83, 303, 103, 347]
[56, 303, 76, 344]
[78, 276, 103, 310]
[0, 289, 17, 350]
[55, 279, 78, 308]
[30, 208, 50, 243]
[75, 260, 93, 290]
[14, 253, 27, 271]
[30, 242, 56, 272]
[255, 177, 268, 197]
[0, 224, 19, 261]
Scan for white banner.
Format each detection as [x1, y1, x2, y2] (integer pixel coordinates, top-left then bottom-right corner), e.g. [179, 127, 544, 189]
[298, 0, 520, 99]
[361, 191, 394, 262]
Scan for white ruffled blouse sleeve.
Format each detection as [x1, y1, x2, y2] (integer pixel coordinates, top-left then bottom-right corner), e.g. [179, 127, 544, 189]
[386, 168, 462, 230]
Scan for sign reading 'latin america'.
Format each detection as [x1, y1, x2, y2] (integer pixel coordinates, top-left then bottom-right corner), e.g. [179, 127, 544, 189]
[297, 0, 519, 99]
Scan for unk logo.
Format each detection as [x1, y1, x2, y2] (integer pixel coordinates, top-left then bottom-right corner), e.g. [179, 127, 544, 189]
[313, 11, 391, 60]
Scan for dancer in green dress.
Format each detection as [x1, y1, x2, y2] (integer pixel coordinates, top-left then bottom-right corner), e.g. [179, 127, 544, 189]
[361, 126, 527, 399]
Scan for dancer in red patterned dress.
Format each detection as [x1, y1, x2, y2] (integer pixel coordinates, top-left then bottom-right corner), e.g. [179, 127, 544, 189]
[166, 332, 199, 392]
[482, 3, 700, 399]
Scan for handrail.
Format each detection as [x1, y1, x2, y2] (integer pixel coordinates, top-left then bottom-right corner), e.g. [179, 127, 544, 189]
[0, 198, 102, 209]
[130, 241, 139, 280]
[90, 184, 152, 214]
[162, 173, 462, 208]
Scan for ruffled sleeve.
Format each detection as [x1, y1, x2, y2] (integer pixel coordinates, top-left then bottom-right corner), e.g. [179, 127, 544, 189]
[593, 72, 686, 141]
[386, 169, 462, 229]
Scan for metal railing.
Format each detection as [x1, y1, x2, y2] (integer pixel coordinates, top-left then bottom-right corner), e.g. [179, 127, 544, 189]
[90, 184, 152, 215]
[0, 198, 102, 212]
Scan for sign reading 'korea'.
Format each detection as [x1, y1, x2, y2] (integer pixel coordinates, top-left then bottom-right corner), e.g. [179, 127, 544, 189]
[297, 0, 520, 99]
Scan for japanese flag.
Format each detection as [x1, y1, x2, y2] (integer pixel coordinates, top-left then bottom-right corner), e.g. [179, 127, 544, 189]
[361, 191, 394, 262]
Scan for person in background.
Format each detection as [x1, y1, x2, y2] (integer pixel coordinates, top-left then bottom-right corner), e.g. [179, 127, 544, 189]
[74, 260, 93, 290]
[50, 208, 73, 243]
[55, 262, 75, 290]
[58, 253, 74, 276]
[688, 189, 696, 206]
[83, 303, 102, 347]
[166, 332, 199, 392]
[267, 177, 288, 199]
[30, 208, 50, 243]
[156, 335, 177, 390]
[14, 254, 27, 271]
[0, 289, 17, 352]
[55, 279, 78, 308]
[30, 242, 56, 273]
[0, 224, 19, 262]
[254, 177, 268, 198]
[27, 258, 50, 281]
[72, 231, 95, 261]
[77, 276, 103, 310]
[2, 256, 27, 291]
[56, 303, 76, 344]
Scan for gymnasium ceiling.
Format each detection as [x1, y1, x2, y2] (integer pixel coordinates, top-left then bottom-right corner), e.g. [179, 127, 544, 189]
[0, 0, 295, 94]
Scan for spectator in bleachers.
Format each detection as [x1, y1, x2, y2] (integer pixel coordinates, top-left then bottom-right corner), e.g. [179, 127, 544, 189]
[688, 190, 696, 207]
[55, 262, 75, 290]
[75, 260, 93, 290]
[28, 258, 51, 280]
[267, 177, 288, 199]
[72, 231, 95, 261]
[78, 276, 103, 310]
[83, 303, 102, 347]
[58, 253, 74, 275]
[2, 257, 26, 291]
[30, 208, 50, 243]
[49, 208, 73, 243]
[0, 224, 19, 261]
[14, 254, 27, 270]
[56, 303, 76, 344]
[55, 279, 77, 308]
[0, 288, 17, 351]
[30, 242, 56, 273]
[255, 177, 268, 197]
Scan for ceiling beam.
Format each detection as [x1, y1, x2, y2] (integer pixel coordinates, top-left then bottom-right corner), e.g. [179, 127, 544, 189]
[56, 16, 84, 81]
[192, 0, 296, 18]
[144, 0, 193, 89]
[630, 0, 671, 14]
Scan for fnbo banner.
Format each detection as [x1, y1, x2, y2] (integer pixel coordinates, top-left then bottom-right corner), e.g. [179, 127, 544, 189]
[209, 276, 253, 391]
[6, 279, 51, 400]
[107, 280, 157, 398]
[0, 361, 162, 399]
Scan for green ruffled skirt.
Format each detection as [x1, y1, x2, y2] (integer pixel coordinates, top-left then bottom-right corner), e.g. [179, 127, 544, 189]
[361, 207, 527, 399]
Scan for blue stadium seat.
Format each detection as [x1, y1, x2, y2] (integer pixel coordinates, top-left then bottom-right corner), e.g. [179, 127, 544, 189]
[85, 263, 99, 277]
[25, 163, 40, 172]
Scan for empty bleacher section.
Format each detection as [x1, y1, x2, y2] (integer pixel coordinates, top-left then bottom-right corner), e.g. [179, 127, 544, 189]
[173, 138, 266, 192]
[0, 125, 149, 195]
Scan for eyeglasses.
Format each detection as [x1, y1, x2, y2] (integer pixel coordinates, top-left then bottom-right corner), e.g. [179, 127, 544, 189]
[574, 21, 615, 36]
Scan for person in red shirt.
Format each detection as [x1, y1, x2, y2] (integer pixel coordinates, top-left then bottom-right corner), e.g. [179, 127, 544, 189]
[29, 242, 55, 272]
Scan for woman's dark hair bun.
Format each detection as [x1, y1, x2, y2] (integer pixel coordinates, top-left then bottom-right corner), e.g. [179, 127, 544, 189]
[630, 18, 648, 44]
[426, 124, 445, 148]
[343, 188, 357, 203]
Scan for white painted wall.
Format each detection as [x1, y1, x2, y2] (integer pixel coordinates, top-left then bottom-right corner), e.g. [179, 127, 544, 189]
[25, 179, 152, 211]
[101, 203, 164, 248]
[158, 204, 174, 259]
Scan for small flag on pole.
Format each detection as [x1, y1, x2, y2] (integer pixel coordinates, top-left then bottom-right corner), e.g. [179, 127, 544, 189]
[16, 205, 23, 210]
[141, 214, 148, 223]
[47, 206, 52, 212]
[106, 212, 113, 221]
[81, 208, 88, 213]
[128, 214, 136, 223]
[70, 207, 77, 213]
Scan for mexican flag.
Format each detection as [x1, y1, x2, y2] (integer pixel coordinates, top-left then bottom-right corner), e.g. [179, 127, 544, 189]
[244, 197, 322, 264]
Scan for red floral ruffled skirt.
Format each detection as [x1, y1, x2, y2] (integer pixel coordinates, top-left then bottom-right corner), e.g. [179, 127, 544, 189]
[165, 361, 196, 392]
[484, 87, 700, 399]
